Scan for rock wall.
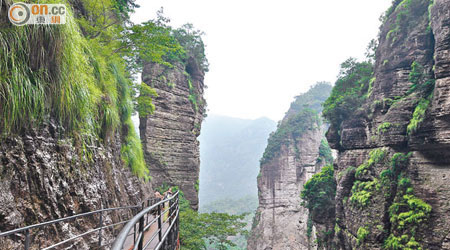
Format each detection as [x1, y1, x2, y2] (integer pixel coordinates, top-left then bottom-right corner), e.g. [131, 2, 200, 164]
[248, 83, 332, 250]
[322, 0, 450, 249]
[0, 121, 152, 249]
[140, 58, 206, 210]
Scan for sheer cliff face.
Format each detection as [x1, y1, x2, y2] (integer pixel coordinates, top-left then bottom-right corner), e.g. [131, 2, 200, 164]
[248, 84, 332, 250]
[141, 58, 205, 210]
[323, 0, 450, 249]
[0, 122, 152, 249]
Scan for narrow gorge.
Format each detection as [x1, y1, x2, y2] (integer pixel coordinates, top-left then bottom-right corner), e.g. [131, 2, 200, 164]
[2, 0, 450, 249]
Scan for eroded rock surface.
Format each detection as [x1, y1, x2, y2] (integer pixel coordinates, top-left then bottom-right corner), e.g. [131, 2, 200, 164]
[140, 58, 206, 210]
[248, 84, 332, 250]
[0, 122, 152, 249]
[321, 0, 450, 249]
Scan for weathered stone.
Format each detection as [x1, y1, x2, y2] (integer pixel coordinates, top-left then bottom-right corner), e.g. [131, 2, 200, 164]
[323, 0, 450, 249]
[0, 121, 152, 249]
[248, 128, 327, 250]
[140, 58, 205, 210]
[248, 83, 332, 250]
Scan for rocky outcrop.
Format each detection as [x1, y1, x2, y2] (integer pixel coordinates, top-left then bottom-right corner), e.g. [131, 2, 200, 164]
[0, 121, 152, 249]
[248, 83, 332, 250]
[140, 58, 206, 210]
[321, 0, 450, 249]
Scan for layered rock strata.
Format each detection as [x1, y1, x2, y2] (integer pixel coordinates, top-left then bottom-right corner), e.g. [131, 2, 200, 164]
[0, 121, 152, 249]
[248, 84, 332, 250]
[321, 0, 450, 249]
[140, 58, 206, 210]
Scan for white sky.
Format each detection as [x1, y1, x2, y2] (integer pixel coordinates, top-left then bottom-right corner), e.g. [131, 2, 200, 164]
[131, 0, 392, 122]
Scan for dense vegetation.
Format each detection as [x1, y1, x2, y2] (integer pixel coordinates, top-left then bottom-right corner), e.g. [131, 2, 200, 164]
[300, 1, 437, 249]
[318, 139, 333, 165]
[260, 83, 332, 164]
[301, 165, 336, 218]
[301, 165, 336, 246]
[200, 196, 258, 250]
[288, 82, 333, 114]
[406, 61, 435, 134]
[322, 58, 374, 129]
[0, 0, 207, 180]
[156, 185, 247, 250]
[343, 150, 431, 249]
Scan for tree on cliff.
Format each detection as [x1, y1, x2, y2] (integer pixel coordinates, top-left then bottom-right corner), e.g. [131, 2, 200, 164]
[322, 58, 374, 129]
[156, 186, 247, 250]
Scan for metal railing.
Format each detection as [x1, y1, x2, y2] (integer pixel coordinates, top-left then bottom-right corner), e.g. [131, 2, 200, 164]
[111, 191, 180, 250]
[0, 198, 160, 249]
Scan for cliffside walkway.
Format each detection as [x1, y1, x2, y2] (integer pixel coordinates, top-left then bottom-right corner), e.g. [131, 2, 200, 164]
[112, 191, 180, 250]
[0, 192, 180, 250]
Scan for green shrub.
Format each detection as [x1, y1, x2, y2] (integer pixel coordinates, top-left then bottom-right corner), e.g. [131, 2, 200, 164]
[385, 0, 424, 43]
[318, 139, 333, 164]
[323, 58, 373, 129]
[385, 175, 432, 250]
[349, 179, 380, 208]
[357, 226, 370, 246]
[261, 108, 320, 164]
[378, 122, 393, 134]
[187, 78, 199, 112]
[306, 215, 313, 239]
[407, 96, 431, 135]
[408, 61, 435, 95]
[157, 185, 247, 250]
[121, 118, 149, 180]
[355, 148, 387, 178]
[137, 83, 158, 118]
[0, 2, 162, 179]
[301, 166, 336, 217]
[195, 179, 200, 192]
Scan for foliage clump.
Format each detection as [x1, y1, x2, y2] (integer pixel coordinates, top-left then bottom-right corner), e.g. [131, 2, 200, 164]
[357, 226, 370, 246]
[407, 61, 435, 95]
[322, 58, 374, 129]
[384, 176, 432, 250]
[156, 185, 247, 250]
[288, 82, 332, 114]
[378, 122, 393, 134]
[407, 97, 431, 135]
[385, 0, 431, 43]
[406, 61, 435, 135]
[261, 83, 331, 165]
[350, 179, 380, 208]
[355, 148, 387, 178]
[261, 109, 320, 164]
[137, 83, 158, 118]
[301, 166, 336, 217]
[318, 139, 333, 164]
[349, 149, 387, 208]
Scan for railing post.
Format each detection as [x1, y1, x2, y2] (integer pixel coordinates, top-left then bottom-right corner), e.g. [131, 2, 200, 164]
[169, 198, 173, 226]
[98, 212, 103, 247]
[133, 224, 136, 245]
[137, 214, 145, 250]
[158, 203, 162, 242]
[146, 199, 150, 225]
[24, 229, 30, 250]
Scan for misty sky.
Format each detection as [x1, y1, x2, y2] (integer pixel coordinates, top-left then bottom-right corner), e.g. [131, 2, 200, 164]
[131, 0, 392, 122]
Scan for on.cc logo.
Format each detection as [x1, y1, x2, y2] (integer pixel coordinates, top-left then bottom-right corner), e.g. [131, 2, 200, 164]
[8, 3, 31, 26]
